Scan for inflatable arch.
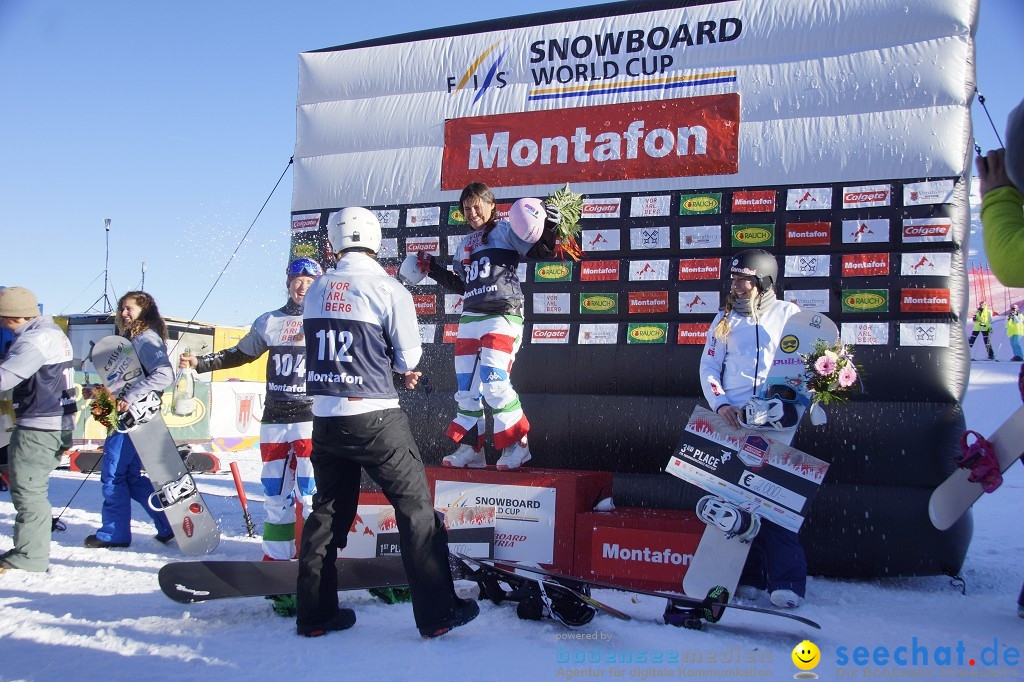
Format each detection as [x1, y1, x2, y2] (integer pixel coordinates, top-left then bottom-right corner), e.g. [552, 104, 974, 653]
[290, 0, 980, 577]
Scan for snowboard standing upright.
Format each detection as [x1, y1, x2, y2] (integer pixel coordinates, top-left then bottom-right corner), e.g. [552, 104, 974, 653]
[668, 311, 836, 599]
[90, 336, 220, 555]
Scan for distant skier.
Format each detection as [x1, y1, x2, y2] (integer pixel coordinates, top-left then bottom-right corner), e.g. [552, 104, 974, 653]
[967, 301, 996, 361]
[407, 182, 560, 470]
[180, 257, 323, 615]
[699, 249, 807, 609]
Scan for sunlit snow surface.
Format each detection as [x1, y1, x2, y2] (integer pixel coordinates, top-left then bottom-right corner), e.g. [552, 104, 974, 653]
[1, 362, 1021, 681]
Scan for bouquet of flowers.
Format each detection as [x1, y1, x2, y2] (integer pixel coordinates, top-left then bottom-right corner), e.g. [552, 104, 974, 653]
[545, 183, 585, 261]
[89, 385, 117, 433]
[801, 339, 862, 406]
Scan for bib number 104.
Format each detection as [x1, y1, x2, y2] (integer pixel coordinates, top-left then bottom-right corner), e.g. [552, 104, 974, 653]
[315, 328, 354, 363]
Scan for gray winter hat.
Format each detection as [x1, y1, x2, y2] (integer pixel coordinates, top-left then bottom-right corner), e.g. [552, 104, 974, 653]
[1007, 96, 1024, 190]
[0, 287, 41, 318]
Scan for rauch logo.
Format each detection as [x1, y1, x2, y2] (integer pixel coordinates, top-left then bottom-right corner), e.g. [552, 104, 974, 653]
[292, 243, 317, 258]
[732, 226, 773, 245]
[843, 291, 888, 311]
[581, 294, 618, 313]
[627, 324, 667, 343]
[679, 193, 721, 214]
[535, 263, 572, 281]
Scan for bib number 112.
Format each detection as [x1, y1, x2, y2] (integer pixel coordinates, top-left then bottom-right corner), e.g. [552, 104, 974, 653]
[315, 328, 354, 363]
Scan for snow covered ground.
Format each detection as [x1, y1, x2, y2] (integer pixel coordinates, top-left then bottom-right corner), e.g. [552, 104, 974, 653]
[1, 362, 1022, 682]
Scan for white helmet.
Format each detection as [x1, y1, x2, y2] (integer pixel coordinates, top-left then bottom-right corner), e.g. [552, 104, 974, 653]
[328, 207, 382, 254]
[507, 197, 546, 244]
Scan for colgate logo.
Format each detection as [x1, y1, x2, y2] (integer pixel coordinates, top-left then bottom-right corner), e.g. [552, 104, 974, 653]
[583, 203, 619, 215]
[534, 329, 568, 339]
[904, 225, 950, 237]
[845, 191, 888, 202]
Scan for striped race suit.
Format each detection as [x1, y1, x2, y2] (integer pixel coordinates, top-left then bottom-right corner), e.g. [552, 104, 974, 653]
[429, 218, 554, 450]
[195, 300, 313, 560]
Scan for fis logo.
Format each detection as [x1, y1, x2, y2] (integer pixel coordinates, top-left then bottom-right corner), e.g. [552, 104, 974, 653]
[446, 41, 509, 105]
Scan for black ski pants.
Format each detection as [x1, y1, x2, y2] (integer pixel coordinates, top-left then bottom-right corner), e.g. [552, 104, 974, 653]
[968, 329, 994, 358]
[296, 408, 457, 631]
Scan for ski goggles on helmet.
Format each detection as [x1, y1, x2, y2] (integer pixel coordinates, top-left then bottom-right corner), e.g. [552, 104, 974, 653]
[286, 257, 323, 278]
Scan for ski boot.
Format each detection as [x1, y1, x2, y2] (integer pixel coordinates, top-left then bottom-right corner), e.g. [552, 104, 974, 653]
[955, 430, 1003, 493]
[695, 495, 761, 542]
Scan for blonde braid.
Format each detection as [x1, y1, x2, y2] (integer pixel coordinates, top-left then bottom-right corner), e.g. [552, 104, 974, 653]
[714, 290, 767, 341]
[713, 293, 736, 341]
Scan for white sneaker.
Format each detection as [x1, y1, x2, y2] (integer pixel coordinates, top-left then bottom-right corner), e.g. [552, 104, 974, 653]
[496, 441, 531, 470]
[770, 589, 803, 609]
[442, 444, 486, 469]
[734, 585, 764, 601]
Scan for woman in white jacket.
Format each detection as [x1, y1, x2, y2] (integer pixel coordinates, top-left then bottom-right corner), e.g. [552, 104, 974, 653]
[698, 249, 806, 608]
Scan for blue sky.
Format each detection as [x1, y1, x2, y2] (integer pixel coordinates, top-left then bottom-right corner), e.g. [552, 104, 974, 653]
[0, 0, 1019, 326]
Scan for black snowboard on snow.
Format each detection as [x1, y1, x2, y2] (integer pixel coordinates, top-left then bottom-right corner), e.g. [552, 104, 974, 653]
[159, 555, 413, 603]
[159, 554, 819, 631]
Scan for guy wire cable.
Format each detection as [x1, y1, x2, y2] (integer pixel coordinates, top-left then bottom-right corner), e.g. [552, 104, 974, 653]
[167, 157, 294, 358]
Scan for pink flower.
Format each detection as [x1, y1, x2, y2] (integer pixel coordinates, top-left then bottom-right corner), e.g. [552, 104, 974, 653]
[814, 355, 837, 376]
[838, 365, 858, 388]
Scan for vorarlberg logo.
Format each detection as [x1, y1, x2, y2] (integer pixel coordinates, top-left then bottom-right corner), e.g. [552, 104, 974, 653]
[445, 40, 509, 105]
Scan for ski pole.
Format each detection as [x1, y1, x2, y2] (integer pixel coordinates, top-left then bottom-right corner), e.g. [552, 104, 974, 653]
[229, 461, 257, 538]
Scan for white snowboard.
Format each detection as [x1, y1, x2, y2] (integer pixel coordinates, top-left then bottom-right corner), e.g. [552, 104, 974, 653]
[928, 405, 1024, 531]
[90, 336, 220, 555]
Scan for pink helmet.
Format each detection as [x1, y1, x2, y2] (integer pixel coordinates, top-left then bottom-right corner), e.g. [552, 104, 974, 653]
[507, 197, 546, 244]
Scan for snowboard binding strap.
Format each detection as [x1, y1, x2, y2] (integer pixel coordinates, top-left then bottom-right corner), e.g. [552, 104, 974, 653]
[116, 391, 163, 433]
[696, 495, 761, 542]
[148, 473, 198, 512]
[956, 430, 1003, 493]
[738, 385, 805, 430]
[663, 585, 730, 629]
[537, 580, 597, 627]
